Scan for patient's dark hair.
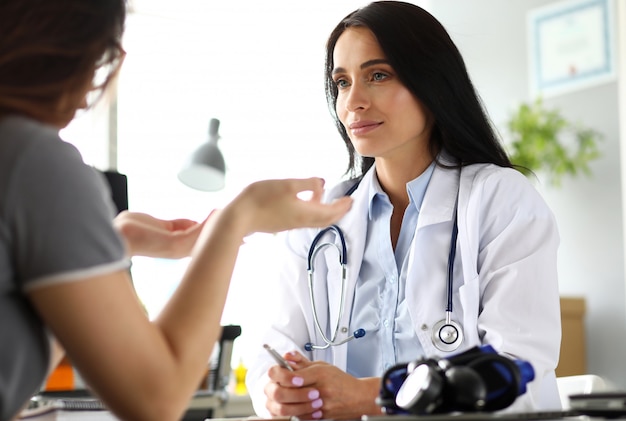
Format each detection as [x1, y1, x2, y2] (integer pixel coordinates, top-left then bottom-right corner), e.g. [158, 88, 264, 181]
[0, 0, 126, 124]
[324, 1, 511, 177]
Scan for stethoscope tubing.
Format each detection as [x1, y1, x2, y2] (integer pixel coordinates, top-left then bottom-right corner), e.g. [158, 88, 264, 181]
[307, 238, 348, 349]
[305, 179, 463, 352]
[446, 201, 459, 313]
[306, 224, 367, 351]
[307, 225, 348, 268]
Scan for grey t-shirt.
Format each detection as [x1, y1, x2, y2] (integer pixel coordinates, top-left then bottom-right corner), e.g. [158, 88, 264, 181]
[0, 115, 130, 420]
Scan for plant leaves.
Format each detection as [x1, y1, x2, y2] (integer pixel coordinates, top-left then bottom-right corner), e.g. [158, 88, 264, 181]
[506, 98, 602, 186]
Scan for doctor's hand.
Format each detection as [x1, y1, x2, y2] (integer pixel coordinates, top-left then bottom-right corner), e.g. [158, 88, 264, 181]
[113, 211, 207, 258]
[264, 351, 383, 420]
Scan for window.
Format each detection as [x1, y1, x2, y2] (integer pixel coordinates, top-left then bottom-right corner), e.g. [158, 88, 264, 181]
[63, 0, 380, 366]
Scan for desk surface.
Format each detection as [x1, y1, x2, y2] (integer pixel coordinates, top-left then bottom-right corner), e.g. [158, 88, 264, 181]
[360, 412, 625, 421]
[18, 412, 626, 421]
[20, 396, 626, 421]
[207, 414, 626, 421]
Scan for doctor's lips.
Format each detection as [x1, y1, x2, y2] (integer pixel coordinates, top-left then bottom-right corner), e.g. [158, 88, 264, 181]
[348, 120, 382, 135]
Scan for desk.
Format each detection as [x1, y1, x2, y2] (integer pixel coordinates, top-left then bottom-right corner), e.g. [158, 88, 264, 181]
[20, 391, 234, 421]
[361, 413, 625, 420]
[183, 391, 226, 420]
[206, 415, 626, 421]
[183, 391, 254, 420]
[224, 394, 255, 417]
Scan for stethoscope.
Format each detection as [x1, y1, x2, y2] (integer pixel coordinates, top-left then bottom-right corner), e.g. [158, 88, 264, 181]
[304, 182, 463, 353]
[304, 225, 366, 351]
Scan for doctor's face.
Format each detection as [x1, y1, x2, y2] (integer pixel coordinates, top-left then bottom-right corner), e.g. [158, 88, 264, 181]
[332, 27, 433, 162]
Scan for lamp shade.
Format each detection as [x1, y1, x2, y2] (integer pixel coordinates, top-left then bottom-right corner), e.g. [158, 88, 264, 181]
[178, 118, 225, 191]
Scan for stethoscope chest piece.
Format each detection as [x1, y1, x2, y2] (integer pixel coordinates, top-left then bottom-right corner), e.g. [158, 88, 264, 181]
[432, 318, 463, 352]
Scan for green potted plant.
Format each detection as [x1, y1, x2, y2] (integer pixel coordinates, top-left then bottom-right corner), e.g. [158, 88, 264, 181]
[505, 98, 602, 186]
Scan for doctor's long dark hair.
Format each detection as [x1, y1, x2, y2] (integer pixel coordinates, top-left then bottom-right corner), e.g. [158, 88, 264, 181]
[324, 1, 512, 178]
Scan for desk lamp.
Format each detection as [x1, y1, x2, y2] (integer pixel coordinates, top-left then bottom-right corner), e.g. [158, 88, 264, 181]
[178, 118, 225, 191]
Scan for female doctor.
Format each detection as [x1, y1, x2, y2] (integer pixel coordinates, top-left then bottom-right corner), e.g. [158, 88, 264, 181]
[245, 2, 561, 420]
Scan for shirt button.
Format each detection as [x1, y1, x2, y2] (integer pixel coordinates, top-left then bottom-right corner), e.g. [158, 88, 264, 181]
[383, 319, 390, 328]
[389, 276, 396, 284]
[421, 324, 428, 331]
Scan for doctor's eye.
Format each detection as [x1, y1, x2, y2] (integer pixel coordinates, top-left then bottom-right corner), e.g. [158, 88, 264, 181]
[371, 71, 389, 82]
[333, 78, 350, 89]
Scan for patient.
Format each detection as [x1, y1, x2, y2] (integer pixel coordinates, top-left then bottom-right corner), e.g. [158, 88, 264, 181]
[0, 1, 352, 420]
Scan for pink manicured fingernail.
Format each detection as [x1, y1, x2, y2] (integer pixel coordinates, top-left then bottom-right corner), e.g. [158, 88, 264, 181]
[308, 389, 320, 400]
[312, 398, 323, 409]
[292, 376, 304, 386]
[312, 410, 323, 419]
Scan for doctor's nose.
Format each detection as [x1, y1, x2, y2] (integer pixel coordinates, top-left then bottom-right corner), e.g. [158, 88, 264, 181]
[342, 83, 370, 112]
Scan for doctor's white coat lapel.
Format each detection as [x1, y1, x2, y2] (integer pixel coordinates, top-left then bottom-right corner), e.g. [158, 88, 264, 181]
[321, 166, 462, 366]
[319, 174, 371, 368]
[405, 165, 462, 356]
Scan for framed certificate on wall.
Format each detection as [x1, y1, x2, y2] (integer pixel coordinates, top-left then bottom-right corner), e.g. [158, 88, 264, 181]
[528, 0, 616, 98]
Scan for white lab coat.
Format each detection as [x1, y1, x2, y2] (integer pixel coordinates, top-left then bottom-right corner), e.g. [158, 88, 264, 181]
[245, 161, 562, 416]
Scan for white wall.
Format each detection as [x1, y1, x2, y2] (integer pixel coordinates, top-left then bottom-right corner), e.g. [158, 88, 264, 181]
[427, 0, 626, 388]
[620, 0, 626, 336]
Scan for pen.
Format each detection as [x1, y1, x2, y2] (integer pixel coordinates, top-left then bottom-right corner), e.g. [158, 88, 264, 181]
[263, 344, 295, 372]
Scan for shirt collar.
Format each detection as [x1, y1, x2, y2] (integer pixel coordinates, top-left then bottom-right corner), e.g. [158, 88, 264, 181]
[407, 161, 435, 212]
[366, 161, 436, 220]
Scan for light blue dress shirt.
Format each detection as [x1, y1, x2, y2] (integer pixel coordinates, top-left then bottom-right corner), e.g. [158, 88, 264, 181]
[346, 162, 435, 378]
